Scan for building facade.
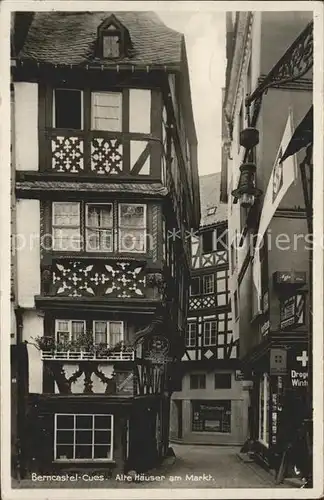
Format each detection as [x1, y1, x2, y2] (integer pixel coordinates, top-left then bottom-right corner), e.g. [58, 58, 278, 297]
[10, 11, 200, 478]
[222, 12, 313, 471]
[170, 173, 249, 445]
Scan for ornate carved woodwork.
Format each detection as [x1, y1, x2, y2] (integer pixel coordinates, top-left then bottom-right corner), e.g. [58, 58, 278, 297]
[51, 260, 146, 298]
[135, 362, 165, 396]
[45, 361, 135, 395]
[91, 137, 123, 175]
[47, 132, 156, 178]
[189, 295, 217, 310]
[51, 136, 84, 173]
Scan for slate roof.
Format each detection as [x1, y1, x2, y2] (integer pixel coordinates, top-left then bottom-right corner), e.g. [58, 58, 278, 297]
[199, 173, 228, 227]
[15, 181, 168, 197]
[16, 11, 183, 68]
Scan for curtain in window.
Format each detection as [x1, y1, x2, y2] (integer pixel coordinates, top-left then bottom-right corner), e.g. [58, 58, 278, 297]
[109, 322, 123, 347]
[71, 321, 85, 343]
[94, 322, 107, 345]
[53, 202, 81, 251]
[86, 205, 113, 251]
[119, 205, 146, 252]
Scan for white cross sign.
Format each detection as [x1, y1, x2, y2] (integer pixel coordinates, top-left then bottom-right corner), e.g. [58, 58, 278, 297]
[296, 351, 308, 367]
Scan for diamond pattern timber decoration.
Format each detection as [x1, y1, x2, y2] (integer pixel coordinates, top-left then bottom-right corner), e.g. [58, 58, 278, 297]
[189, 295, 216, 310]
[91, 138, 123, 175]
[51, 136, 84, 173]
[52, 260, 146, 298]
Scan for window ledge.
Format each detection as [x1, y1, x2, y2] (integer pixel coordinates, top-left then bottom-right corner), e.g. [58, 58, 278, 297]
[54, 459, 116, 464]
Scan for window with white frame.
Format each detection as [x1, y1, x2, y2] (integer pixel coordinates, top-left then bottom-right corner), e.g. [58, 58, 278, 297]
[52, 202, 147, 253]
[118, 204, 146, 253]
[55, 320, 86, 344]
[52, 202, 81, 251]
[91, 92, 122, 132]
[203, 321, 217, 346]
[203, 274, 214, 295]
[54, 414, 113, 461]
[186, 322, 197, 347]
[54, 89, 83, 130]
[93, 321, 124, 346]
[258, 373, 270, 447]
[86, 204, 113, 252]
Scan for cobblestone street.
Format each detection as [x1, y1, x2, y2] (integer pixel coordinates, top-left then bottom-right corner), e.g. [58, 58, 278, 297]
[12, 444, 295, 489]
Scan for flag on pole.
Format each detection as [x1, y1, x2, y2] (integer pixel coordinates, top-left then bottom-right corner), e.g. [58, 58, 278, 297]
[252, 110, 297, 314]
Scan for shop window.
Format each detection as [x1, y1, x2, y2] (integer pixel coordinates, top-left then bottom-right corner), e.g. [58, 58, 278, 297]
[190, 276, 200, 296]
[190, 374, 206, 389]
[54, 414, 113, 461]
[192, 400, 231, 433]
[258, 373, 270, 447]
[215, 373, 232, 389]
[185, 322, 197, 347]
[54, 89, 82, 130]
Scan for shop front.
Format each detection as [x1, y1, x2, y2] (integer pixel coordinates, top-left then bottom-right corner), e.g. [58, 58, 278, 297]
[250, 342, 309, 471]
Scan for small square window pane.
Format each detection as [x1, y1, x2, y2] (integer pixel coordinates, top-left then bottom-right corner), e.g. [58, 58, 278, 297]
[53, 228, 81, 251]
[94, 430, 111, 445]
[119, 205, 145, 228]
[56, 445, 73, 460]
[57, 331, 69, 344]
[95, 415, 112, 430]
[56, 430, 74, 445]
[75, 445, 92, 459]
[56, 321, 69, 332]
[56, 414, 74, 429]
[76, 415, 93, 429]
[94, 445, 111, 459]
[76, 430, 92, 445]
[119, 229, 145, 252]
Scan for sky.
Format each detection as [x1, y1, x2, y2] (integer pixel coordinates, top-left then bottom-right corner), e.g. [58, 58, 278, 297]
[157, 11, 226, 176]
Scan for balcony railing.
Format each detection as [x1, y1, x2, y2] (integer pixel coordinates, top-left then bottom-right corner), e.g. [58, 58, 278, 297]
[41, 349, 135, 361]
[44, 129, 161, 179]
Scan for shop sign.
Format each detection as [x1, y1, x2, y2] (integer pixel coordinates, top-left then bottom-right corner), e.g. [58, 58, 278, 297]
[235, 370, 245, 381]
[270, 348, 287, 375]
[271, 393, 278, 445]
[280, 294, 305, 330]
[274, 271, 306, 286]
[289, 349, 308, 388]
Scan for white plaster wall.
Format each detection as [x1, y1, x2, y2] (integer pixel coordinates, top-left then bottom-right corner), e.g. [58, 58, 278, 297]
[24, 311, 43, 393]
[129, 89, 151, 134]
[16, 199, 40, 307]
[14, 82, 39, 171]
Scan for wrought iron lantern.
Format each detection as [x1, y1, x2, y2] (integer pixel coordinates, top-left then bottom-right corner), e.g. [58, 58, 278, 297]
[231, 162, 262, 208]
[231, 127, 262, 208]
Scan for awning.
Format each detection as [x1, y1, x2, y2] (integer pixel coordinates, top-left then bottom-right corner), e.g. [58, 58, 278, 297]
[281, 106, 313, 163]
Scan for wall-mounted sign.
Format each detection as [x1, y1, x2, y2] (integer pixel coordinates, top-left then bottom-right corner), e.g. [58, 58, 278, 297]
[235, 370, 245, 381]
[273, 271, 306, 286]
[288, 348, 308, 389]
[280, 294, 305, 330]
[270, 348, 287, 376]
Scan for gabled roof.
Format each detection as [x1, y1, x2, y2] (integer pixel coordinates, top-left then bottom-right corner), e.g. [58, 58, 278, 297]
[199, 172, 228, 227]
[15, 11, 183, 68]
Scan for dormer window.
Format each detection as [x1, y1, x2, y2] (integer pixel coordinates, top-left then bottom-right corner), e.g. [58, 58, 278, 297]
[97, 15, 132, 60]
[103, 25, 120, 58]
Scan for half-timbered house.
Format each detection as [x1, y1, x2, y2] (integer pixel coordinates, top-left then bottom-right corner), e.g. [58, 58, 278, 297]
[11, 11, 200, 478]
[170, 173, 248, 445]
